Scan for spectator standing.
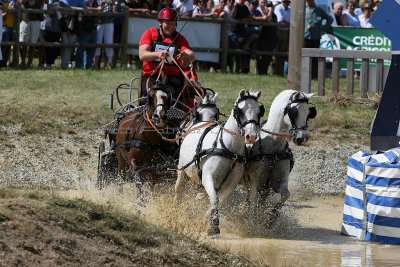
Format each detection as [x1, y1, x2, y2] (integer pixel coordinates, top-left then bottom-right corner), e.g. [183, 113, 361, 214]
[231, 0, 252, 73]
[342, 1, 360, 27]
[157, 0, 172, 9]
[205, 0, 212, 12]
[75, 0, 100, 69]
[257, 0, 267, 15]
[2, 0, 15, 67]
[354, 0, 367, 16]
[358, 1, 373, 28]
[145, 0, 159, 14]
[192, 0, 213, 17]
[223, 0, 234, 72]
[173, 0, 193, 17]
[94, 0, 115, 69]
[304, 0, 333, 79]
[256, 0, 277, 75]
[19, 0, 45, 67]
[39, 0, 62, 69]
[212, 0, 226, 17]
[192, 0, 215, 71]
[59, 0, 87, 68]
[333, 1, 343, 26]
[373, 0, 380, 10]
[271, 0, 290, 76]
[114, 0, 150, 69]
[243, 0, 262, 51]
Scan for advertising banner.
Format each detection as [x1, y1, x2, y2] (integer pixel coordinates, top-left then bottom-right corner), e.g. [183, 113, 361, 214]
[320, 27, 392, 70]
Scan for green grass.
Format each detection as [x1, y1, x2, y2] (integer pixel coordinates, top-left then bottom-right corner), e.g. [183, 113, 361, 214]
[0, 68, 377, 145]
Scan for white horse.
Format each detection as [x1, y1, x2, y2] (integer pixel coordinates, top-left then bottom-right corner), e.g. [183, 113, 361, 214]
[174, 90, 264, 236]
[242, 90, 316, 227]
[193, 93, 219, 123]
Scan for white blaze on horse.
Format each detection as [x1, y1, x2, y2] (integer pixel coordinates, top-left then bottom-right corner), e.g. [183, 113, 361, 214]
[174, 89, 264, 237]
[242, 90, 316, 227]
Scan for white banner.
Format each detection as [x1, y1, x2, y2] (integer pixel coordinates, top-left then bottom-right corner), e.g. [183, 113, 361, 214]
[127, 17, 220, 63]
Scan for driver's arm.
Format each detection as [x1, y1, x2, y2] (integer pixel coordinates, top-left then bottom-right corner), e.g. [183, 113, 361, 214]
[139, 44, 165, 62]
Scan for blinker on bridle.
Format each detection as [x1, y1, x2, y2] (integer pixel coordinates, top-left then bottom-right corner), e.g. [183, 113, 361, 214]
[284, 92, 317, 133]
[233, 95, 265, 132]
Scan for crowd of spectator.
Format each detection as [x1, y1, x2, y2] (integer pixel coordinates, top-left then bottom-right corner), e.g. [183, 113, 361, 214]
[0, 0, 383, 74]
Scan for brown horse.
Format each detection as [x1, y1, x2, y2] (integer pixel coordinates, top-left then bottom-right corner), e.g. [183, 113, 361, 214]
[115, 84, 176, 192]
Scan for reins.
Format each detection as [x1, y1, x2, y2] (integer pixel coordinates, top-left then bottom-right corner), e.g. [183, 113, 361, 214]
[145, 109, 217, 142]
[258, 127, 293, 138]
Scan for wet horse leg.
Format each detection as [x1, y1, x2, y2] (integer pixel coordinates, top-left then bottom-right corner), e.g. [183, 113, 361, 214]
[173, 170, 188, 204]
[265, 184, 290, 229]
[202, 173, 220, 237]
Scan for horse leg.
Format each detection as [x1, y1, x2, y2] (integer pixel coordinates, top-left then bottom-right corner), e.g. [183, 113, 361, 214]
[248, 178, 259, 218]
[173, 170, 187, 204]
[266, 181, 290, 229]
[202, 174, 220, 237]
[132, 171, 146, 203]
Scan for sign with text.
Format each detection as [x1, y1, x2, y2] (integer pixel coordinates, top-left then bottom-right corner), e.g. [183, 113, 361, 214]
[320, 27, 392, 70]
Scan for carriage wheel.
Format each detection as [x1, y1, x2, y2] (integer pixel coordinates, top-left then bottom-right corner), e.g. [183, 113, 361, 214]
[97, 142, 106, 189]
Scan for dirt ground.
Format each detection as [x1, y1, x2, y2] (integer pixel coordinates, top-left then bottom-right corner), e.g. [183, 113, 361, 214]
[1, 125, 400, 266]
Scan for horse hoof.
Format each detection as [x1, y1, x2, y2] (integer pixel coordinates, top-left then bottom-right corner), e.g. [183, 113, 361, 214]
[207, 226, 220, 237]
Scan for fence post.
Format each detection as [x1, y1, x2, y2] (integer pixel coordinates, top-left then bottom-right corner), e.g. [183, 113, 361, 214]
[376, 58, 384, 94]
[360, 59, 369, 98]
[346, 58, 354, 95]
[120, 9, 129, 69]
[301, 56, 311, 93]
[220, 16, 228, 73]
[331, 57, 340, 94]
[12, 3, 22, 69]
[317, 57, 326, 96]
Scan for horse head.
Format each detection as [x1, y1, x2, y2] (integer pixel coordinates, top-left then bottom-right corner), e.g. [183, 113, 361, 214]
[233, 89, 264, 144]
[147, 81, 171, 128]
[283, 90, 316, 145]
[194, 93, 219, 122]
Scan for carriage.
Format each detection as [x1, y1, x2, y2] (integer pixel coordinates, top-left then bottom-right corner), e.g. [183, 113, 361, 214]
[96, 74, 213, 189]
[96, 72, 318, 236]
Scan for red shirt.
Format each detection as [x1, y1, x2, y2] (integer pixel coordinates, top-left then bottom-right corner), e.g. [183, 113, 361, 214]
[139, 28, 191, 76]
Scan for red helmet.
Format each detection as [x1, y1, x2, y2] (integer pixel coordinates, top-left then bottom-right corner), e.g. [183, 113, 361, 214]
[158, 8, 178, 21]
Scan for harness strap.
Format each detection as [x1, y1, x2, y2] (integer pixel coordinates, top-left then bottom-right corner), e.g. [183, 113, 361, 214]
[124, 112, 145, 142]
[115, 139, 157, 151]
[179, 123, 247, 193]
[259, 127, 293, 138]
[145, 109, 217, 142]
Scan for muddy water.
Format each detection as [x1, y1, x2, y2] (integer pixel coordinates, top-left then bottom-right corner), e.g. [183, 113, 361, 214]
[65, 182, 400, 267]
[210, 196, 400, 267]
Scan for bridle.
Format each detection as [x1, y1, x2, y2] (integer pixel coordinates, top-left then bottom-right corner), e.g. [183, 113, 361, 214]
[194, 102, 220, 122]
[283, 92, 317, 136]
[233, 95, 265, 135]
[146, 81, 171, 123]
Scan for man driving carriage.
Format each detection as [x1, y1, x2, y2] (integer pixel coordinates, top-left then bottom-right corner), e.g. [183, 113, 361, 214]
[138, 8, 196, 104]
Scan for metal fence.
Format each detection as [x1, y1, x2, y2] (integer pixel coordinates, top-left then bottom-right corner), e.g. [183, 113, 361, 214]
[2, 4, 289, 70]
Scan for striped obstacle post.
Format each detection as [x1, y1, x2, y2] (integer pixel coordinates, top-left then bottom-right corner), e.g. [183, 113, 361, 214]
[342, 148, 400, 245]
